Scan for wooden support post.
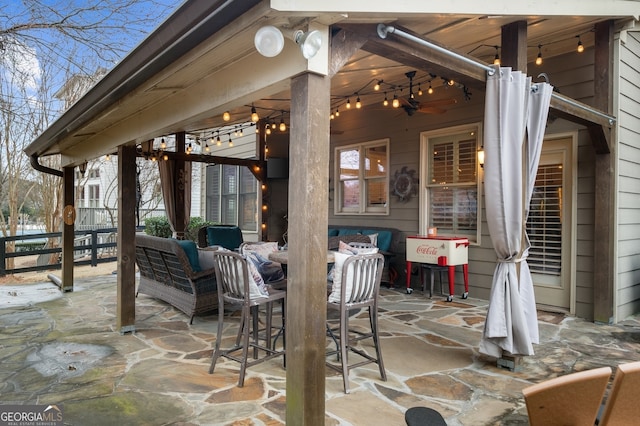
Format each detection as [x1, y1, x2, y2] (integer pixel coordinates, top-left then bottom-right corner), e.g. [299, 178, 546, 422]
[286, 72, 330, 424]
[592, 21, 615, 324]
[117, 144, 137, 333]
[500, 20, 528, 72]
[60, 166, 75, 292]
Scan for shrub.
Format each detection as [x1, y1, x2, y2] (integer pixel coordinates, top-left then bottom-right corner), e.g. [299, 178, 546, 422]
[144, 216, 172, 238]
[144, 216, 218, 242]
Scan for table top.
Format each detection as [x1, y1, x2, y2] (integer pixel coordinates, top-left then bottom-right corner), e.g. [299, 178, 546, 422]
[268, 250, 335, 265]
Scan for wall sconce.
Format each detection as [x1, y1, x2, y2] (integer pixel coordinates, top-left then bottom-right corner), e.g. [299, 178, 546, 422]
[254, 25, 322, 59]
[477, 148, 485, 168]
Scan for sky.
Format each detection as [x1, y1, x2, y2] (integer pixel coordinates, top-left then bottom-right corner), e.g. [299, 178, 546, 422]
[1, 0, 180, 121]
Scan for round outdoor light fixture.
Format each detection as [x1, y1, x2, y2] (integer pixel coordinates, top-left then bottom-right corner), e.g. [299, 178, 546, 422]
[254, 25, 285, 57]
[294, 29, 322, 59]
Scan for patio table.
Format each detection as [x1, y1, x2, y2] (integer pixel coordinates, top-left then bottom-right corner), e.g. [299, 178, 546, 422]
[268, 250, 336, 265]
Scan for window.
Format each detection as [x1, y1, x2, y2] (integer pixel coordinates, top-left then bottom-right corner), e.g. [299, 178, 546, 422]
[88, 185, 100, 208]
[335, 139, 389, 215]
[422, 125, 480, 242]
[77, 185, 85, 208]
[206, 164, 258, 232]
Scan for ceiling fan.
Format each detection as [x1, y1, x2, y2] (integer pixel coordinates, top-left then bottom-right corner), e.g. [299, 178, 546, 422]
[398, 70, 457, 116]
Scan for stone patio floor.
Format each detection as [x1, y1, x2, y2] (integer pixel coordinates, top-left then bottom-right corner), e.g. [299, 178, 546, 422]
[1, 273, 639, 425]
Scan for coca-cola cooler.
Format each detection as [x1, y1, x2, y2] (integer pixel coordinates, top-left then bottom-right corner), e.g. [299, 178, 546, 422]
[405, 235, 469, 301]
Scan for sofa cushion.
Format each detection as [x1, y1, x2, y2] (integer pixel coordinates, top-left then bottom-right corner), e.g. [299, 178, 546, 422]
[206, 225, 243, 250]
[173, 239, 202, 272]
[337, 228, 362, 236]
[362, 229, 392, 252]
[328, 228, 340, 237]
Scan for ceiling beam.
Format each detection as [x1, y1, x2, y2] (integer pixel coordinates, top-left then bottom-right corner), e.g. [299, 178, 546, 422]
[339, 23, 614, 149]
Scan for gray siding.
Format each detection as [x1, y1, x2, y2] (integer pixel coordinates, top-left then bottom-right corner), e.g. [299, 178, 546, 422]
[615, 29, 640, 320]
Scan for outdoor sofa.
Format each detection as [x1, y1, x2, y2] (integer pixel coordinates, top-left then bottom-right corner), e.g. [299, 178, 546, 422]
[135, 233, 218, 323]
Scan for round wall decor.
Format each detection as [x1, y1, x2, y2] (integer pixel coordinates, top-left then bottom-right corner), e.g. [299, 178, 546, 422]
[391, 166, 419, 202]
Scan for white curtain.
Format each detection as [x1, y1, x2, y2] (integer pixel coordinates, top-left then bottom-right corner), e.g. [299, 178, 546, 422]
[480, 67, 553, 358]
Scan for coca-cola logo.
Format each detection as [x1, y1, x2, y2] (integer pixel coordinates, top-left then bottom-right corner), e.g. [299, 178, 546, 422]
[416, 245, 438, 255]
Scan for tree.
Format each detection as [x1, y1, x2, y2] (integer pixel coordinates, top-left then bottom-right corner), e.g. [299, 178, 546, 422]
[0, 0, 175, 267]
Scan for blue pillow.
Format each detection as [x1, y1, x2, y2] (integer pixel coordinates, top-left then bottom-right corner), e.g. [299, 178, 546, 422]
[173, 239, 201, 272]
[362, 230, 392, 252]
[206, 226, 243, 250]
[328, 228, 340, 237]
[337, 229, 362, 236]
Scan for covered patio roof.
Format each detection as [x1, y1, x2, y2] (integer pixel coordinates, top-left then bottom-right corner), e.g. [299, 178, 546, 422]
[24, 0, 636, 167]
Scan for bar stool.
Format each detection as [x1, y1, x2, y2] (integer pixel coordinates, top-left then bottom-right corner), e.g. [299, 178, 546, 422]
[420, 264, 447, 298]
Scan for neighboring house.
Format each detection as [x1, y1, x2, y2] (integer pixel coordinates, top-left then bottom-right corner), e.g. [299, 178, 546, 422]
[55, 74, 202, 227]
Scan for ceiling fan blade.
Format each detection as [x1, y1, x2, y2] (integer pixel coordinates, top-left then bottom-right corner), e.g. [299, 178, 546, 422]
[419, 98, 458, 107]
[417, 106, 447, 114]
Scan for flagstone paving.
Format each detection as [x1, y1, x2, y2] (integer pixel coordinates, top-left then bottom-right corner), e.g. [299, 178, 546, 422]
[1, 274, 639, 425]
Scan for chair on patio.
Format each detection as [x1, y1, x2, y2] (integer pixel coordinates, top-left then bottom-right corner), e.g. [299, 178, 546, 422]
[239, 241, 287, 290]
[522, 366, 612, 426]
[209, 250, 286, 387]
[326, 252, 386, 393]
[597, 361, 640, 425]
[198, 224, 244, 250]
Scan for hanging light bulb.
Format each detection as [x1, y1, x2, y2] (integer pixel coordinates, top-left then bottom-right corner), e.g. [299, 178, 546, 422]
[228, 136, 233, 147]
[239, 127, 244, 136]
[160, 138, 166, 149]
[265, 124, 271, 135]
[335, 107, 340, 117]
[576, 36, 584, 53]
[447, 78, 455, 86]
[250, 104, 259, 122]
[392, 93, 400, 108]
[330, 111, 335, 120]
[279, 118, 286, 132]
[105, 154, 111, 161]
[383, 93, 389, 106]
[493, 45, 501, 65]
[222, 111, 230, 121]
[374, 80, 382, 91]
[346, 98, 351, 109]
[418, 84, 423, 96]
[355, 96, 362, 109]
[428, 84, 434, 95]
[216, 134, 222, 146]
[536, 44, 543, 65]
[204, 142, 210, 152]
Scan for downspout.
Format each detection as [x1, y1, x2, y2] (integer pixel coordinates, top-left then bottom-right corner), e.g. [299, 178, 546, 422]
[30, 154, 63, 177]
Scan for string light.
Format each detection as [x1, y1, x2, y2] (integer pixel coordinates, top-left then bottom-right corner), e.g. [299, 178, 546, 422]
[417, 84, 423, 96]
[576, 36, 584, 53]
[428, 83, 433, 95]
[346, 98, 351, 109]
[222, 111, 230, 121]
[493, 45, 500, 65]
[535, 44, 543, 65]
[374, 80, 382, 91]
[250, 104, 259, 122]
[355, 96, 362, 109]
[160, 138, 166, 149]
[383, 93, 389, 106]
[392, 93, 400, 108]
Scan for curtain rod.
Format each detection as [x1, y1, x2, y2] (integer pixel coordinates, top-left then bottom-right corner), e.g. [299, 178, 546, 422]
[377, 24, 616, 126]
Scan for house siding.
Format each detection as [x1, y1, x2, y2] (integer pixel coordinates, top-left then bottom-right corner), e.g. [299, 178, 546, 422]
[327, 50, 604, 318]
[615, 28, 640, 320]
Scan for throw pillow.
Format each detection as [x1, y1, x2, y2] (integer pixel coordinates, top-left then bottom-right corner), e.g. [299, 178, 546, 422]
[328, 251, 355, 303]
[173, 239, 202, 272]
